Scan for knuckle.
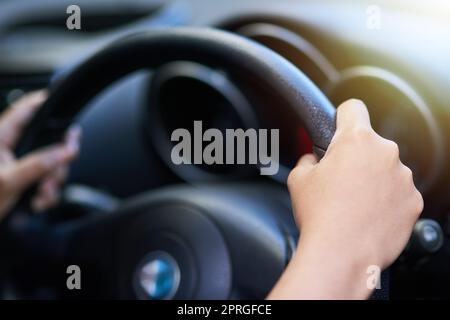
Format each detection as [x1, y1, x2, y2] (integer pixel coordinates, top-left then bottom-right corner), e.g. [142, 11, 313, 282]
[389, 140, 400, 156]
[287, 167, 306, 191]
[414, 190, 424, 215]
[339, 99, 364, 112]
[382, 139, 400, 159]
[287, 168, 299, 190]
[406, 189, 424, 221]
[401, 164, 414, 182]
[347, 125, 372, 142]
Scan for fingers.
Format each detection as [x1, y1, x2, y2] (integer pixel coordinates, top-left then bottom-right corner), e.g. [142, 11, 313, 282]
[0, 90, 48, 148]
[64, 125, 82, 155]
[33, 163, 67, 212]
[288, 153, 318, 189]
[335, 99, 372, 133]
[6, 144, 75, 193]
[6, 125, 81, 194]
[291, 99, 371, 177]
[32, 165, 67, 212]
[31, 126, 81, 212]
[32, 176, 60, 212]
[294, 153, 318, 176]
[0, 149, 14, 165]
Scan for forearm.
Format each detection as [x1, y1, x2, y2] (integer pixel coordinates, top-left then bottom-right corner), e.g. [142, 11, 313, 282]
[267, 233, 375, 300]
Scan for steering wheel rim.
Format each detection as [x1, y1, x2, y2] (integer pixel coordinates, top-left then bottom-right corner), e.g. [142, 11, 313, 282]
[15, 27, 336, 158]
[8, 27, 340, 299]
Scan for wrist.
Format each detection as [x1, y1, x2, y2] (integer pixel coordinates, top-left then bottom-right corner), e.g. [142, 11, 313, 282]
[295, 233, 376, 299]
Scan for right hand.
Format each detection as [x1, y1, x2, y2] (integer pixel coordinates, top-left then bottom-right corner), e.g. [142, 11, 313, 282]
[269, 99, 423, 299]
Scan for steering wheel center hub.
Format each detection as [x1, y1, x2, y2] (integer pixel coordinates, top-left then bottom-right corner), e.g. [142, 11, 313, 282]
[133, 251, 181, 300]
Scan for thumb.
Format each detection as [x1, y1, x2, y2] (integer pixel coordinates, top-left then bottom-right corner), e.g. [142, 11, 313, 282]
[335, 99, 372, 133]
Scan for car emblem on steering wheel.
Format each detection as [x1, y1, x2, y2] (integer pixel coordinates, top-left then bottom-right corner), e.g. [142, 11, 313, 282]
[133, 251, 181, 300]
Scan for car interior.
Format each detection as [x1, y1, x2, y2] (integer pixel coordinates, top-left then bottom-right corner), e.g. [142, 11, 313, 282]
[0, 0, 449, 299]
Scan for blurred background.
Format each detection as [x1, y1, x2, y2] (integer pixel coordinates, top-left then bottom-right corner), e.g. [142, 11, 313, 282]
[0, 0, 449, 299]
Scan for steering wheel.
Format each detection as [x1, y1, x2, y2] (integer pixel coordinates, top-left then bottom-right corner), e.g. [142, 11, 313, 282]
[7, 27, 337, 299]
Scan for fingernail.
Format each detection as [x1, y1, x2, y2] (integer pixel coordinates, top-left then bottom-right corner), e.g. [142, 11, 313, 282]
[34, 89, 48, 98]
[66, 140, 79, 156]
[65, 125, 82, 154]
[29, 90, 48, 106]
[66, 124, 81, 139]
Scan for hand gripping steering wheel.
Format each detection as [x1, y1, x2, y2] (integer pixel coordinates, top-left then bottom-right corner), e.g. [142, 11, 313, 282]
[10, 28, 338, 299]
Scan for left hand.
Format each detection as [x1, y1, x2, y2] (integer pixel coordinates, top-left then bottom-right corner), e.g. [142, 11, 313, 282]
[0, 90, 81, 220]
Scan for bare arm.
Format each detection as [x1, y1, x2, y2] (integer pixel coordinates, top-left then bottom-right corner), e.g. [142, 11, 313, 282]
[0, 90, 81, 220]
[268, 99, 423, 300]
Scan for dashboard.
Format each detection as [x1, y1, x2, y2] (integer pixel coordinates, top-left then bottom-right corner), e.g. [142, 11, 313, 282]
[0, 0, 449, 298]
[62, 0, 450, 219]
[0, 0, 449, 212]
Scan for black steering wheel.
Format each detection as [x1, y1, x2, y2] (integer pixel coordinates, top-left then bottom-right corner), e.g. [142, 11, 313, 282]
[7, 27, 337, 299]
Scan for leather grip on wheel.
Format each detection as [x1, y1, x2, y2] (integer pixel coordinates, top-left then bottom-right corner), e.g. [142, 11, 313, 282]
[15, 27, 336, 160]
